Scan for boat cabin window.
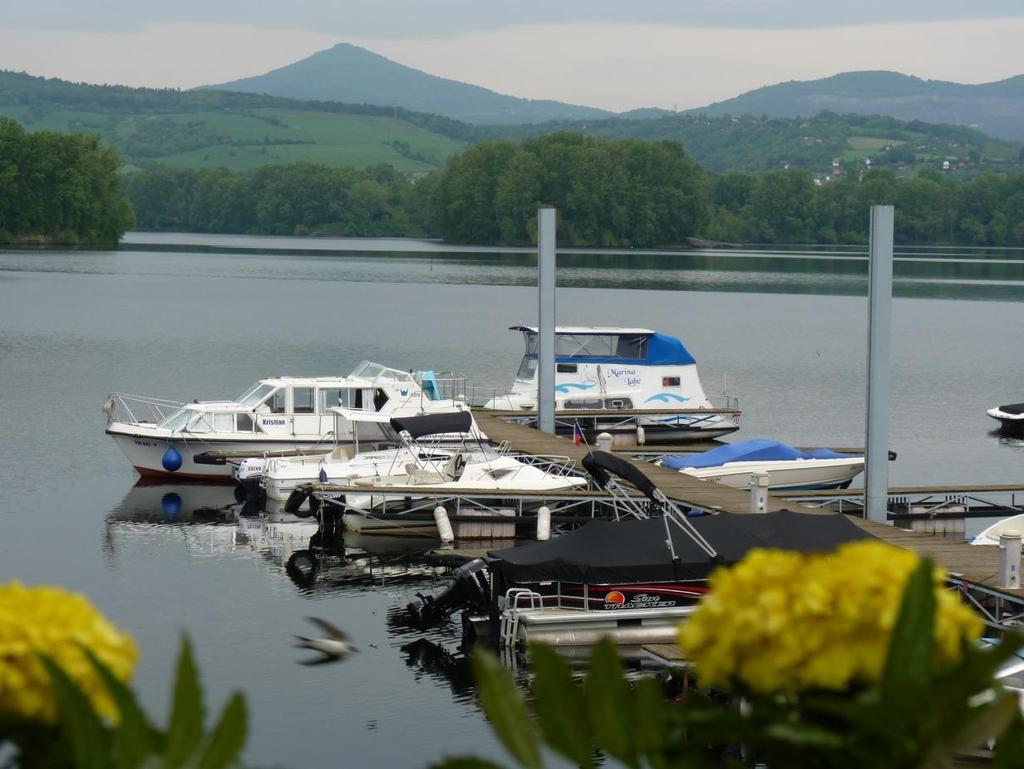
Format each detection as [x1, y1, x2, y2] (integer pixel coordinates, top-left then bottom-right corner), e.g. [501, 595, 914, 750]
[236, 413, 254, 432]
[267, 389, 286, 414]
[213, 414, 234, 432]
[607, 398, 633, 410]
[662, 376, 681, 387]
[186, 413, 214, 433]
[293, 387, 315, 414]
[516, 357, 537, 380]
[556, 363, 578, 373]
[564, 398, 603, 409]
[320, 388, 358, 410]
[525, 332, 649, 360]
[238, 383, 274, 406]
[373, 389, 389, 412]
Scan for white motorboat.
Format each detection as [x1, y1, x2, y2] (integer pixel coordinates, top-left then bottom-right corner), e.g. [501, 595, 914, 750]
[290, 412, 588, 532]
[658, 439, 864, 491]
[972, 515, 1024, 545]
[104, 361, 468, 480]
[987, 403, 1024, 434]
[259, 412, 478, 502]
[482, 326, 739, 443]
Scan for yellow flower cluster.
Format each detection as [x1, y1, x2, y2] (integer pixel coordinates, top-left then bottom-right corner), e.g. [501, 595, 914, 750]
[678, 540, 983, 694]
[0, 581, 138, 723]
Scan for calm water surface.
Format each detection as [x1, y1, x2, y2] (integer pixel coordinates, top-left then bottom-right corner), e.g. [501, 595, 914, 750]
[1, 234, 1023, 767]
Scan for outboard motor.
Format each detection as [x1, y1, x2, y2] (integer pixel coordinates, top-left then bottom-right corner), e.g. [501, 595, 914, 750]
[407, 559, 490, 628]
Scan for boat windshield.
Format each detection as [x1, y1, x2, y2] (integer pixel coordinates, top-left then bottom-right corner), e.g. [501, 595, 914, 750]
[237, 383, 274, 406]
[159, 408, 192, 431]
[516, 356, 537, 381]
[349, 361, 416, 384]
[522, 332, 648, 360]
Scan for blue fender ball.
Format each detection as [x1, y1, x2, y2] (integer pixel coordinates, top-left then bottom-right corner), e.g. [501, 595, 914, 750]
[162, 445, 183, 472]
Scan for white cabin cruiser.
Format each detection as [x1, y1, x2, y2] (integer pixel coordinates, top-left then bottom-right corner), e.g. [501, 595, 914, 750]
[988, 403, 1024, 434]
[659, 439, 864, 491]
[104, 361, 468, 480]
[483, 326, 739, 443]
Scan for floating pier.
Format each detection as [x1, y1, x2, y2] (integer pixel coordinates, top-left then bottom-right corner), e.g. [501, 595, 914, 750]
[472, 412, 1024, 629]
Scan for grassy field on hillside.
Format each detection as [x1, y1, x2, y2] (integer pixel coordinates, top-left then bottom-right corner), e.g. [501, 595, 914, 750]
[0, 104, 464, 172]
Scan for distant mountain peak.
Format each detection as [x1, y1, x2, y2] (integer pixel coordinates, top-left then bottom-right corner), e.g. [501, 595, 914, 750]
[691, 69, 1024, 140]
[203, 43, 612, 125]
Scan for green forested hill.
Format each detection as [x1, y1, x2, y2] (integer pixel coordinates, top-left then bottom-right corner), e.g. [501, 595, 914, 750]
[0, 71, 467, 172]
[692, 71, 1024, 141]
[1, 70, 1020, 177]
[484, 112, 1022, 175]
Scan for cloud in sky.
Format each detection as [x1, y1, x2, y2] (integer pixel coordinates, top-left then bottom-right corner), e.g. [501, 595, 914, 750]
[0, 13, 1021, 111]
[5, 0, 1024, 36]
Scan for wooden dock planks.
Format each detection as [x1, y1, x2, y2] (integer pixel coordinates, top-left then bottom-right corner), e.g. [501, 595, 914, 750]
[474, 411, 1024, 600]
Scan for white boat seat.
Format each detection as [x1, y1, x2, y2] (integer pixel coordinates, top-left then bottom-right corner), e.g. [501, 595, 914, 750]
[443, 453, 466, 481]
[405, 467, 445, 485]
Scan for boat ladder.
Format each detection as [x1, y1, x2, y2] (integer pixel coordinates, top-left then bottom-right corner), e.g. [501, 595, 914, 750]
[499, 588, 544, 649]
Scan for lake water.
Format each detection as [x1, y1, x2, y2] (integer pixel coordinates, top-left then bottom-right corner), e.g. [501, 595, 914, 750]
[2, 234, 1023, 767]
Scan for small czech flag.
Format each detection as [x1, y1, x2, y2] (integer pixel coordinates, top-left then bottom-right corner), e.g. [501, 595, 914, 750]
[573, 422, 584, 447]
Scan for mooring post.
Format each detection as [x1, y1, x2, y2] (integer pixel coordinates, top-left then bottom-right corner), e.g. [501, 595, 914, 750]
[749, 470, 770, 513]
[999, 531, 1022, 589]
[865, 205, 894, 524]
[537, 208, 557, 434]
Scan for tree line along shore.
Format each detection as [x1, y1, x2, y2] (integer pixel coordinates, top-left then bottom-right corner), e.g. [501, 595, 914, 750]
[3, 117, 1023, 247]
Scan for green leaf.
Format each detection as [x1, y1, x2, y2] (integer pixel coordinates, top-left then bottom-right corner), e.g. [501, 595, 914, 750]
[196, 693, 247, 769]
[761, 720, 847, 748]
[427, 757, 511, 769]
[632, 677, 674, 769]
[82, 646, 158, 769]
[472, 648, 542, 769]
[946, 691, 1021, 758]
[582, 638, 636, 767]
[993, 714, 1024, 769]
[40, 654, 111, 769]
[165, 637, 205, 768]
[881, 558, 935, 704]
[528, 643, 593, 769]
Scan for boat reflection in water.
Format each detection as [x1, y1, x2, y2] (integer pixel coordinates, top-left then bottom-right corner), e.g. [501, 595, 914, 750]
[106, 480, 447, 592]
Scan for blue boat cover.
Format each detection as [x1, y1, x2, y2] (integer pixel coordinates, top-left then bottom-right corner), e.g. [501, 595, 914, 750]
[645, 333, 696, 366]
[661, 439, 860, 471]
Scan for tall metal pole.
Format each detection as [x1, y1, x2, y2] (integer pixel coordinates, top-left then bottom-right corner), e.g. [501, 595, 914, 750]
[537, 208, 557, 434]
[865, 205, 894, 523]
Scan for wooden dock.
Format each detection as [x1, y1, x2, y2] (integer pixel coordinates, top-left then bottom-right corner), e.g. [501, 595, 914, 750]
[475, 412, 789, 514]
[473, 412, 1024, 615]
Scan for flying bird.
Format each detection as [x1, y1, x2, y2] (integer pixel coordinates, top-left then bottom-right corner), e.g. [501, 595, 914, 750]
[294, 617, 358, 665]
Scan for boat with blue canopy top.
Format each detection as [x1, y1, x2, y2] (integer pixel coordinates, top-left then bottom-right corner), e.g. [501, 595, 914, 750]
[658, 439, 864, 491]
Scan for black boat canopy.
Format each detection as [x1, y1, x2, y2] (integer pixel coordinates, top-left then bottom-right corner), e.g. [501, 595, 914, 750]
[389, 411, 473, 439]
[489, 511, 873, 584]
[581, 450, 660, 501]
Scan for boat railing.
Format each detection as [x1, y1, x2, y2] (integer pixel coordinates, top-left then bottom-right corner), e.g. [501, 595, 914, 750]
[514, 453, 579, 478]
[413, 372, 471, 405]
[710, 393, 741, 412]
[104, 392, 184, 426]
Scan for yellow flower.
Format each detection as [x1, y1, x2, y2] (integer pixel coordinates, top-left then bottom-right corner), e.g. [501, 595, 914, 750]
[677, 540, 983, 694]
[0, 581, 138, 723]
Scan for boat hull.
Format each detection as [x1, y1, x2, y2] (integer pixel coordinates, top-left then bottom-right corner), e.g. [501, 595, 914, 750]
[681, 458, 864, 491]
[107, 430, 337, 481]
[988, 405, 1024, 435]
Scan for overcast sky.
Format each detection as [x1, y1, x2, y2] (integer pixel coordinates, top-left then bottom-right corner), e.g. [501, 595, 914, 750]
[1, 1, 1022, 111]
